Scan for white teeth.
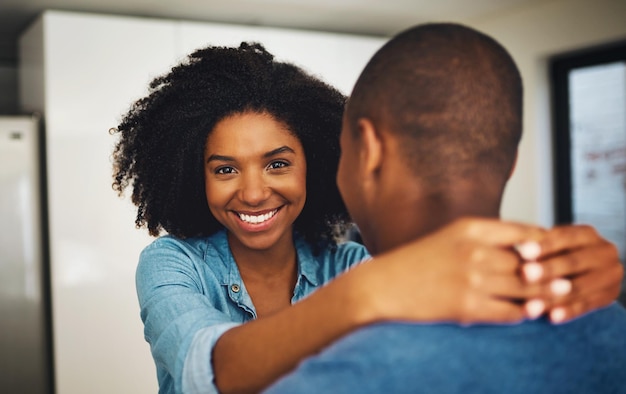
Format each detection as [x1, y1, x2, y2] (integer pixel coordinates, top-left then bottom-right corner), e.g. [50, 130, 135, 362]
[238, 209, 277, 224]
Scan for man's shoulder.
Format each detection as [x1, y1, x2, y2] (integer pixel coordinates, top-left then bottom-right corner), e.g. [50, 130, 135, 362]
[588, 301, 626, 319]
[326, 303, 626, 357]
[567, 302, 626, 338]
[267, 304, 626, 394]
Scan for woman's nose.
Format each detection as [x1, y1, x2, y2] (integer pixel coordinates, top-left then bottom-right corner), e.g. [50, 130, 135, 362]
[238, 173, 270, 206]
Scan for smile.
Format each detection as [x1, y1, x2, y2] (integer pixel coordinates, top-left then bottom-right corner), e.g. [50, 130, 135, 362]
[236, 209, 278, 224]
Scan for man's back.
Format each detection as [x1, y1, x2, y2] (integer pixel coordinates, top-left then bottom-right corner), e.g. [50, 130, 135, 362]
[267, 303, 626, 393]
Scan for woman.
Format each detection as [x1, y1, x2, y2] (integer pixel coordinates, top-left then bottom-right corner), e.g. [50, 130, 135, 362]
[111, 43, 621, 394]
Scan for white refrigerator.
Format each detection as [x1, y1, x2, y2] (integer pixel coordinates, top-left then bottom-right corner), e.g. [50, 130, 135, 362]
[0, 115, 53, 393]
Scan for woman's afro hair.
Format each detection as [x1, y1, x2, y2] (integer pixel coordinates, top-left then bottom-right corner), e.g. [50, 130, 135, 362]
[111, 42, 351, 251]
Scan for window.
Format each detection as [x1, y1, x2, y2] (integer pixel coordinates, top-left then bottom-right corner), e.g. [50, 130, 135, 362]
[551, 40, 626, 305]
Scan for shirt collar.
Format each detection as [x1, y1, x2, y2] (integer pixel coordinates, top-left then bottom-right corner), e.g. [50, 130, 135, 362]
[205, 230, 321, 288]
[204, 230, 233, 286]
[294, 234, 321, 288]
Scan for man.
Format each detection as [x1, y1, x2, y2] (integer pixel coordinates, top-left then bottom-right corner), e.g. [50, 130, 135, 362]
[265, 23, 626, 393]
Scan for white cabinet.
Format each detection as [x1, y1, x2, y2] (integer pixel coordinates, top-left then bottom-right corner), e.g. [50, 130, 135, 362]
[19, 10, 384, 393]
[20, 11, 178, 394]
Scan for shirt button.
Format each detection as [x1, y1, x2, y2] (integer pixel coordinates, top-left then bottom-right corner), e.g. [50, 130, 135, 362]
[231, 284, 240, 293]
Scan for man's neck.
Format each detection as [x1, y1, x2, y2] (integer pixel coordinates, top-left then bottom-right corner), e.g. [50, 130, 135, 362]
[369, 185, 503, 255]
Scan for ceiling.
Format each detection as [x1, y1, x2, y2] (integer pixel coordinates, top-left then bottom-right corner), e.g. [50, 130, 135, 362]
[0, 0, 548, 63]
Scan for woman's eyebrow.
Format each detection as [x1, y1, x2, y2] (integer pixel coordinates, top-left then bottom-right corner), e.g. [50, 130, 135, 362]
[206, 154, 235, 163]
[264, 146, 295, 158]
[206, 146, 295, 163]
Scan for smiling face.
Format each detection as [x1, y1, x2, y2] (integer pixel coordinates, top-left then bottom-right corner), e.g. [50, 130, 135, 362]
[204, 111, 307, 253]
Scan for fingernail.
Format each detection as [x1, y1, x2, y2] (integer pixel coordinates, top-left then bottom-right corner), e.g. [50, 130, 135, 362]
[522, 262, 543, 282]
[525, 299, 545, 319]
[550, 307, 567, 323]
[516, 241, 541, 260]
[550, 279, 572, 296]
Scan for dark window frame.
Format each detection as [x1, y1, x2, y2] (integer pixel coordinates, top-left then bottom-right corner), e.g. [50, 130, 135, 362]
[550, 40, 626, 224]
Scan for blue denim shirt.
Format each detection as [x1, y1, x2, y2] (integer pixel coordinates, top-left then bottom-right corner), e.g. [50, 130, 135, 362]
[265, 303, 626, 394]
[136, 230, 369, 394]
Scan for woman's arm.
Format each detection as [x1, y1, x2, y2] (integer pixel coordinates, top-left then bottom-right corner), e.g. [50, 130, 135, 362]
[213, 218, 623, 393]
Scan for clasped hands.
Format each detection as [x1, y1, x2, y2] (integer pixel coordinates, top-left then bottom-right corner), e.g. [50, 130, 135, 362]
[370, 218, 624, 325]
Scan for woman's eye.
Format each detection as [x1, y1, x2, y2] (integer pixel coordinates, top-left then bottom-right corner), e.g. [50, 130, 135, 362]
[215, 166, 236, 175]
[268, 161, 289, 170]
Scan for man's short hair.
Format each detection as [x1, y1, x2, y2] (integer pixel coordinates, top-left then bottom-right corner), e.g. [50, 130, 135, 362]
[347, 23, 523, 189]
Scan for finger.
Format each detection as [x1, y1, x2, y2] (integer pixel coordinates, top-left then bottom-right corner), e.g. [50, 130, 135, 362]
[521, 252, 622, 324]
[537, 224, 605, 257]
[470, 271, 558, 300]
[459, 294, 526, 324]
[465, 245, 521, 275]
[538, 241, 621, 279]
[549, 264, 624, 305]
[520, 262, 575, 285]
[571, 268, 620, 303]
[524, 298, 547, 320]
[452, 217, 546, 247]
[516, 241, 542, 261]
[546, 285, 622, 324]
[521, 261, 546, 283]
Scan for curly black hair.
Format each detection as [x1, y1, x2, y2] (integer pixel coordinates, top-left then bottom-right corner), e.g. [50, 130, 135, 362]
[111, 42, 351, 251]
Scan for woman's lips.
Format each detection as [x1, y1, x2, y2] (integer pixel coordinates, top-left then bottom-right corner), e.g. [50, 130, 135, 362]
[236, 208, 279, 224]
[232, 207, 282, 232]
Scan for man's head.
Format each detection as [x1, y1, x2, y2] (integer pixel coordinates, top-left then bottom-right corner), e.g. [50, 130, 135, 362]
[337, 23, 523, 253]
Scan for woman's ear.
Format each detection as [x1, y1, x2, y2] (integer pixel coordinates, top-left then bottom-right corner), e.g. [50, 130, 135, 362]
[357, 118, 383, 178]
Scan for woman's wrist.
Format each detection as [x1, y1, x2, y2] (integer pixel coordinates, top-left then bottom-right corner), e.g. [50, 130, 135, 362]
[338, 257, 394, 326]
[345, 243, 458, 324]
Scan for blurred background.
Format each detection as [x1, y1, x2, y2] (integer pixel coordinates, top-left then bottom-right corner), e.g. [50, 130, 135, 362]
[0, 0, 624, 393]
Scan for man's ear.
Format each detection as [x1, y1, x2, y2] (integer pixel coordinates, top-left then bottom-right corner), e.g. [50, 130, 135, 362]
[356, 118, 383, 177]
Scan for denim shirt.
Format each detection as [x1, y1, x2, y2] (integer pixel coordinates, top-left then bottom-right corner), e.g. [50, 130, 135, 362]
[264, 303, 626, 394]
[135, 230, 369, 394]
